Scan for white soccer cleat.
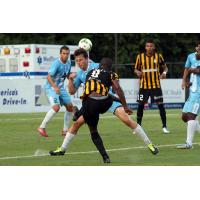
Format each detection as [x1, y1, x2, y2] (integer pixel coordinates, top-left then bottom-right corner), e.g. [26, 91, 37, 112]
[176, 143, 193, 149]
[163, 127, 170, 134]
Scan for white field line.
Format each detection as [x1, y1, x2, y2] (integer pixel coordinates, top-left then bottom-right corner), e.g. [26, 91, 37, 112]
[0, 113, 180, 122]
[0, 142, 199, 161]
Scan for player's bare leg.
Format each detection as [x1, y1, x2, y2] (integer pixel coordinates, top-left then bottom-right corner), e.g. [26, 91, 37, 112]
[49, 116, 85, 155]
[114, 107, 158, 155]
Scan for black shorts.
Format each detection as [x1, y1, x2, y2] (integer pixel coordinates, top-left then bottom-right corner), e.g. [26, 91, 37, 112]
[137, 88, 163, 103]
[82, 96, 113, 127]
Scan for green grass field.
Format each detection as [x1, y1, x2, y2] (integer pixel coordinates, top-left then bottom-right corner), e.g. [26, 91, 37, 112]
[0, 109, 200, 166]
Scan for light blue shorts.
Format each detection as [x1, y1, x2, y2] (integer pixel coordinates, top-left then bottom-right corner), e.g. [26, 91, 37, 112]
[108, 101, 122, 113]
[182, 91, 200, 115]
[45, 87, 72, 106]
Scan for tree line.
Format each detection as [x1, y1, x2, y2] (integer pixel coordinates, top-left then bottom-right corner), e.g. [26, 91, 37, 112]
[0, 33, 199, 62]
[0, 33, 199, 77]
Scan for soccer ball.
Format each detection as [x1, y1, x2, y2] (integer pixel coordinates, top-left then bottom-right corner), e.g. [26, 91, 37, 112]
[78, 38, 92, 52]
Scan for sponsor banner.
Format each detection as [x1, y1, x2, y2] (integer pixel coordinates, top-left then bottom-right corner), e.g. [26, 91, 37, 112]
[0, 79, 185, 113]
[128, 103, 184, 110]
[0, 79, 83, 113]
[120, 79, 185, 104]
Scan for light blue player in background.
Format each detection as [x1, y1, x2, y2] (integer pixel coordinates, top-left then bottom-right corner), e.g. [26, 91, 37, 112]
[177, 42, 200, 149]
[38, 46, 73, 137]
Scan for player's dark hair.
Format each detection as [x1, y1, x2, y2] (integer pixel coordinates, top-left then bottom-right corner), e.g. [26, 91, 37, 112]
[60, 46, 70, 53]
[74, 48, 88, 58]
[145, 39, 154, 44]
[100, 57, 113, 71]
[196, 41, 200, 46]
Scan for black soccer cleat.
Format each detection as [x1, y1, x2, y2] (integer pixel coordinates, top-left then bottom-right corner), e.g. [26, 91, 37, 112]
[103, 155, 111, 163]
[49, 147, 65, 156]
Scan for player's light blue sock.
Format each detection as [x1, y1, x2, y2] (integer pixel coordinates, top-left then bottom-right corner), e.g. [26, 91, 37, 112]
[63, 111, 72, 132]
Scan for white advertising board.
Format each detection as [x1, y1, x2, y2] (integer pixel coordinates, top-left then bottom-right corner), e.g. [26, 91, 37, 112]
[0, 79, 83, 113]
[119, 79, 185, 104]
[0, 79, 185, 113]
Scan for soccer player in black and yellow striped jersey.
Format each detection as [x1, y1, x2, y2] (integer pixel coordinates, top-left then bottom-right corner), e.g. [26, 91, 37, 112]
[50, 54, 159, 161]
[134, 39, 170, 133]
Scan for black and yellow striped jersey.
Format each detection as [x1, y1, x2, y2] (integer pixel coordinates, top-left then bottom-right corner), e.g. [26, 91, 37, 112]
[81, 68, 119, 99]
[135, 52, 167, 89]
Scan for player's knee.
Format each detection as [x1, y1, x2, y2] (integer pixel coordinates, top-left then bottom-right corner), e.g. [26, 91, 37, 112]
[187, 113, 196, 121]
[52, 105, 60, 112]
[66, 104, 73, 112]
[138, 103, 144, 109]
[91, 131, 99, 139]
[182, 113, 188, 123]
[139, 102, 144, 106]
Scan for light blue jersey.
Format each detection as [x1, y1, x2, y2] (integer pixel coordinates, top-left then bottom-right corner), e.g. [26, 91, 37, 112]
[183, 53, 200, 114]
[45, 58, 71, 89]
[185, 53, 200, 93]
[73, 62, 99, 89]
[45, 58, 72, 106]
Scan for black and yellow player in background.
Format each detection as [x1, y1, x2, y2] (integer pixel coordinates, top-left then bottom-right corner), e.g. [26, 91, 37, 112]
[134, 39, 170, 134]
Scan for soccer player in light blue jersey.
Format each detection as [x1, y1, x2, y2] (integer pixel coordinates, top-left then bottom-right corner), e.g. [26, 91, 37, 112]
[177, 42, 200, 149]
[38, 46, 74, 137]
[50, 48, 158, 159]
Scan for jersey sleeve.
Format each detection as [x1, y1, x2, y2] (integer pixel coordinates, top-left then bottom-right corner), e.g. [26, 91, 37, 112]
[67, 60, 72, 75]
[185, 54, 191, 68]
[90, 62, 100, 68]
[159, 53, 166, 66]
[135, 54, 141, 70]
[73, 71, 82, 89]
[48, 60, 58, 76]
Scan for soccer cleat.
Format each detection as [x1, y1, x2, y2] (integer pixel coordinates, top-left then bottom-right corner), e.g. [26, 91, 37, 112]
[61, 130, 67, 136]
[163, 127, 170, 134]
[103, 155, 111, 163]
[176, 143, 193, 149]
[148, 144, 159, 155]
[37, 127, 48, 137]
[49, 147, 65, 156]
[73, 106, 81, 121]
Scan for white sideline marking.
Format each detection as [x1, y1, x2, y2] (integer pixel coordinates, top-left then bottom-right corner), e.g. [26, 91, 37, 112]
[0, 113, 180, 122]
[0, 142, 199, 161]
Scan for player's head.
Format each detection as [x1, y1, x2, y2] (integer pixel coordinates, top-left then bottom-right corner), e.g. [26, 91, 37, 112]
[60, 46, 70, 63]
[145, 39, 155, 55]
[195, 41, 200, 53]
[74, 48, 89, 71]
[195, 42, 200, 60]
[100, 57, 113, 71]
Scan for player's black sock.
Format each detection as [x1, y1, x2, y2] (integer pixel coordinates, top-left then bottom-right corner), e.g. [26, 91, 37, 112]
[137, 103, 144, 125]
[158, 103, 167, 128]
[91, 131, 108, 158]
